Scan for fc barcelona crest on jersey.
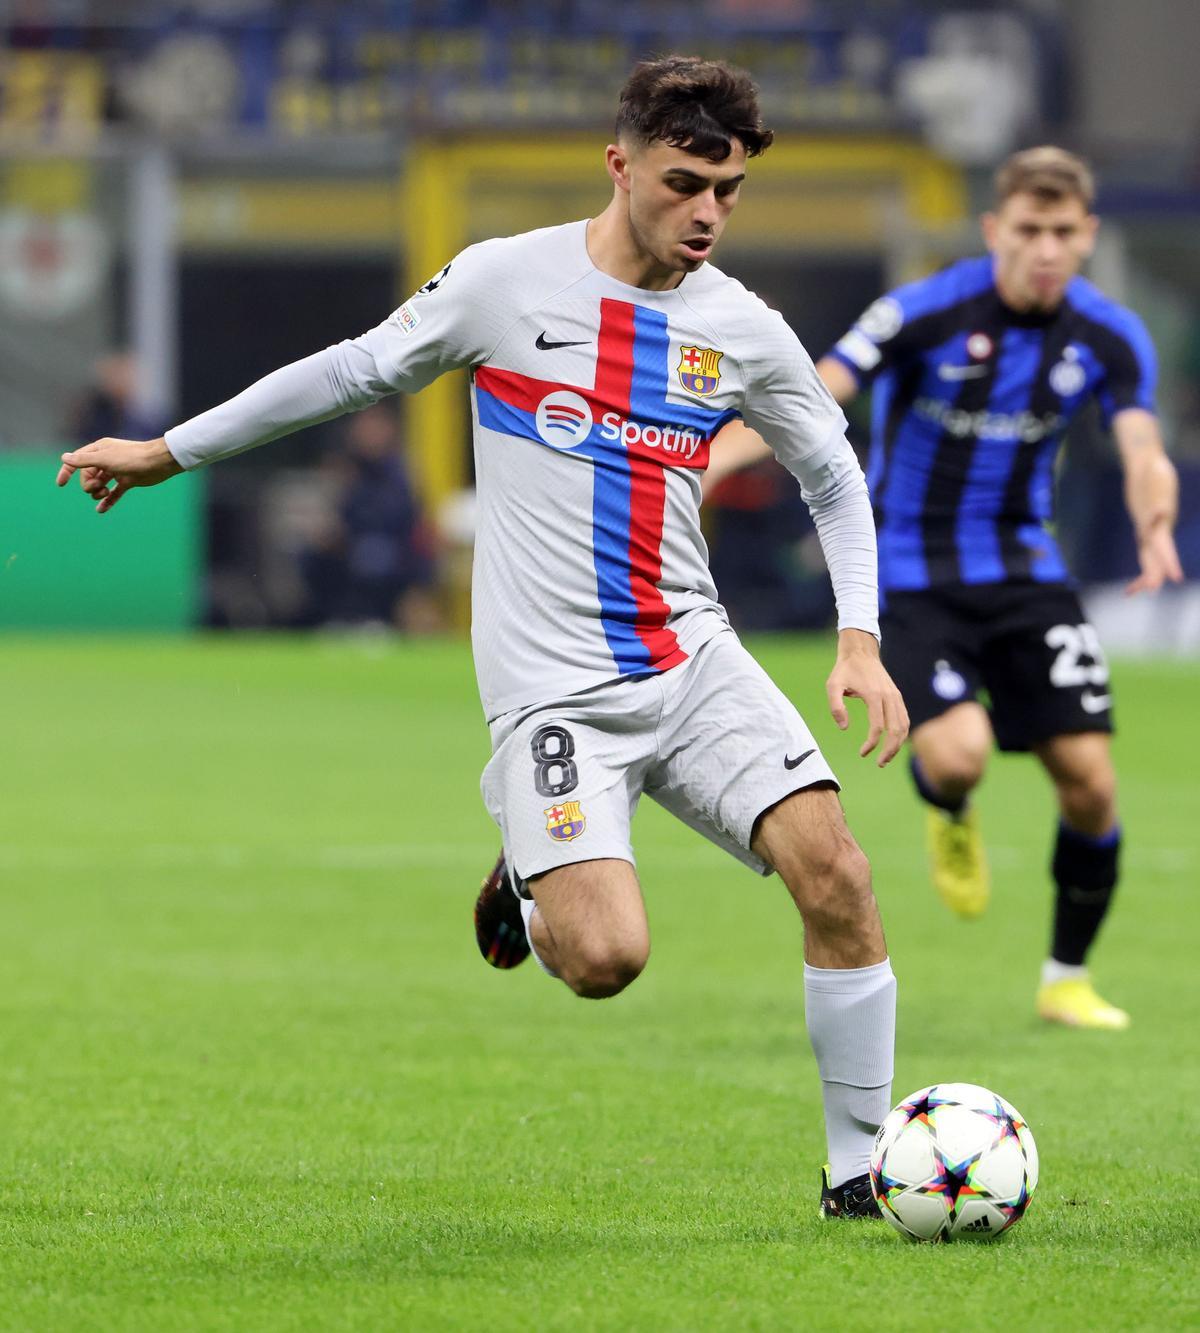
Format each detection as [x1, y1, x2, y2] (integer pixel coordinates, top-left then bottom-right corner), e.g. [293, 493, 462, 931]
[677, 345, 723, 397]
[545, 801, 586, 842]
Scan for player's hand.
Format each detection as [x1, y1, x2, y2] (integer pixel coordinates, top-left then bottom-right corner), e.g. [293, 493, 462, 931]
[826, 629, 909, 768]
[56, 437, 183, 514]
[1126, 519, 1183, 596]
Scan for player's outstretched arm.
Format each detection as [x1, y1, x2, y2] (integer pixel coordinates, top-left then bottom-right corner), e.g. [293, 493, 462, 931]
[815, 355, 859, 406]
[826, 628, 909, 768]
[57, 437, 184, 514]
[1112, 408, 1184, 595]
[54, 241, 513, 513]
[703, 355, 862, 497]
[701, 419, 772, 495]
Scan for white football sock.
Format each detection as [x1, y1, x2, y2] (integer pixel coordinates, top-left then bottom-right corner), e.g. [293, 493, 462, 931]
[1041, 958, 1088, 986]
[804, 958, 896, 1187]
[520, 895, 559, 978]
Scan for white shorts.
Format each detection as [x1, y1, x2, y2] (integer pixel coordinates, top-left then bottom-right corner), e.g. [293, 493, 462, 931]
[480, 629, 839, 881]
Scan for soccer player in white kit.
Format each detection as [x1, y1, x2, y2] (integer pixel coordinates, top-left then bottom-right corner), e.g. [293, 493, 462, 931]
[58, 57, 908, 1220]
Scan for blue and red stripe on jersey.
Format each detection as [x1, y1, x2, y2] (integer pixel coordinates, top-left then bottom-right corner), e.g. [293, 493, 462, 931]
[474, 298, 737, 675]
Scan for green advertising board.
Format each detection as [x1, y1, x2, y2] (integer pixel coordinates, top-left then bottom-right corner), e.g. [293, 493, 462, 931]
[0, 451, 202, 630]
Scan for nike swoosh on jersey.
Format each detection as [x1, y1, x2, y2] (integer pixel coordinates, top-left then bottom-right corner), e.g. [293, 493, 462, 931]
[937, 363, 989, 381]
[535, 332, 589, 350]
[784, 748, 816, 770]
[1080, 689, 1112, 714]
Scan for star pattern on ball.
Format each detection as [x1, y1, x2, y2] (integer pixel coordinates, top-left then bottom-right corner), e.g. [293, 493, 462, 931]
[927, 1137, 989, 1220]
[972, 1093, 1021, 1139]
[904, 1089, 941, 1127]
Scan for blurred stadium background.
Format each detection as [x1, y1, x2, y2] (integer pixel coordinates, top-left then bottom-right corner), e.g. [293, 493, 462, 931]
[2, 0, 1198, 650]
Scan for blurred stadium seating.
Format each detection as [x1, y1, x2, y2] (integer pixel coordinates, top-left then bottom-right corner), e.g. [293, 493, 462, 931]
[0, 0, 1197, 643]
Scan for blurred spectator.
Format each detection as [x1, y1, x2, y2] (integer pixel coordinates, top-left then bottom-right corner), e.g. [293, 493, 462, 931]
[705, 458, 835, 632]
[67, 349, 167, 445]
[295, 403, 440, 633]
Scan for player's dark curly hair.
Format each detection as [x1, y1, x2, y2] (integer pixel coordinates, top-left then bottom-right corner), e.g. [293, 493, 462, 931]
[615, 56, 774, 162]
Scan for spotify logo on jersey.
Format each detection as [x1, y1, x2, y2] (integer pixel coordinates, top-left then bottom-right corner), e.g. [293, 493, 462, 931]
[535, 391, 594, 449]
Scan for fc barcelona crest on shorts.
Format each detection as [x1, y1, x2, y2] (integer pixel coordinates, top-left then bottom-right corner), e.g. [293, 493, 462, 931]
[545, 800, 586, 842]
[677, 345, 723, 397]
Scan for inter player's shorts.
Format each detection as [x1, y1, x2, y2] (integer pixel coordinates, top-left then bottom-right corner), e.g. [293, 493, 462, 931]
[480, 629, 839, 882]
[881, 581, 1114, 752]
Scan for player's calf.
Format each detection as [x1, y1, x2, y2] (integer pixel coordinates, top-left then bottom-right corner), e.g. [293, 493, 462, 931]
[1033, 733, 1124, 1022]
[753, 791, 896, 1193]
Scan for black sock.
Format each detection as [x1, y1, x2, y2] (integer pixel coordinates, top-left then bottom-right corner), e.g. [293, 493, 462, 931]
[909, 756, 966, 817]
[1051, 821, 1120, 966]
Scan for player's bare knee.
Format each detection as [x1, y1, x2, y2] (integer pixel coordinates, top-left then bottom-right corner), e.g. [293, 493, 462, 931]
[561, 938, 648, 999]
[787, 832, 874, 935]
[924, 742, 988, 794]
[914, 706, 991, 793]
[816, 844, 875, 935]
[1058, 768, 1117, 830]
[944, 751, 988, 793]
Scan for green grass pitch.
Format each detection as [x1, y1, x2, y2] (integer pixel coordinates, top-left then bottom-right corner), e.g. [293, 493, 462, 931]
[1, 634, 1196, 1330]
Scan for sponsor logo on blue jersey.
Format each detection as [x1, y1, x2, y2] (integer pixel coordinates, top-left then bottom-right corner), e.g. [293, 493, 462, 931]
[911, 397, 1064, 443]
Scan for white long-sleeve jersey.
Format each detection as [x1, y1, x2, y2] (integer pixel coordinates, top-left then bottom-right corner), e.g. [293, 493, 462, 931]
[167, 220, 878, 720]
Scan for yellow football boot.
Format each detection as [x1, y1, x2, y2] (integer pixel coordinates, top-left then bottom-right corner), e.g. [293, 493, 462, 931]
[926, 806, 990, 919]
[1037, 977, 1130, 1030]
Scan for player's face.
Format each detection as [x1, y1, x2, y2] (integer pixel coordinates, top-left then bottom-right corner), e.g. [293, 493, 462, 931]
[983, 192, 1098, 312]
[618, 138, 747, 274]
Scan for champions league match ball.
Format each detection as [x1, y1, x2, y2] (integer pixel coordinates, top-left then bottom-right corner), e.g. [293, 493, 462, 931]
[869, 1083, 1039, 1242]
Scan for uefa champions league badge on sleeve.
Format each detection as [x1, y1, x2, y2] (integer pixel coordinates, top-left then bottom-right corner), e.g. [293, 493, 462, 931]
[932, 659, 968, 701]
[417, 262, 452, 295]
[545, 801, 586, 842]
[857, 296, 904, 342]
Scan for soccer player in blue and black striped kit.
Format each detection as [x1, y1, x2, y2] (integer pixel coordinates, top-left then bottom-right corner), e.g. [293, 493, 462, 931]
[708, 147, 1183, 1029]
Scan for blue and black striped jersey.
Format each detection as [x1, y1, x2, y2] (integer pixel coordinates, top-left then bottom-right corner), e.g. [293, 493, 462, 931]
[829, 255, 1157, 593]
